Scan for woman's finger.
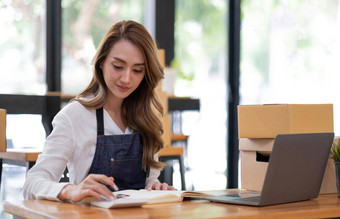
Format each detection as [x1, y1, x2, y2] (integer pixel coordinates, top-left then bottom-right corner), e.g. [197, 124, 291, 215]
[146, 182, 153, 190]
[89, 174, 119, 191]
[80, 175, 116, 200]
[146, 181, 177, 190]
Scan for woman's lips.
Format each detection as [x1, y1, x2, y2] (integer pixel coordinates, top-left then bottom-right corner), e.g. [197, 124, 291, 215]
[117, 85, 130, 91]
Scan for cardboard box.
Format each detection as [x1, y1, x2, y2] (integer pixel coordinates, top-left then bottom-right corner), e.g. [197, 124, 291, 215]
[240, 150, 269, 191]
[0, 109, 6, 152]
[239, 138, 274, 152]
[238, 104, 334, 138]
[239, 137, 337, 194]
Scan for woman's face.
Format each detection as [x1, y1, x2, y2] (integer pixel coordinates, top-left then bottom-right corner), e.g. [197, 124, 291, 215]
[102, 39, 145, 101]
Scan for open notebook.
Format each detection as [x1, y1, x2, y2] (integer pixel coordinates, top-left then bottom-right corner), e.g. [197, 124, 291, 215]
[89, 189, 228, 208]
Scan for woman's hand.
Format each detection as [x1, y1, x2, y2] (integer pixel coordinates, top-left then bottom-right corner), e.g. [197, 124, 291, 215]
[146, 181, 176, 191]
[57, 174, 117, 202]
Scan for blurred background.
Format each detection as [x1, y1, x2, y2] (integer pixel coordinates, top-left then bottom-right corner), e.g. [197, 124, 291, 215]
[1, 1, 340, 218]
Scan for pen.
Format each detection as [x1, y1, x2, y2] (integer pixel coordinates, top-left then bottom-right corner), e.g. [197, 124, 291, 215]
[99, 181, 119, 191]
[116, 194, 130, 199]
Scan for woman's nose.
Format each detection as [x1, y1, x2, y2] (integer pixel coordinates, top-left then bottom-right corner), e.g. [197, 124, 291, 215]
[120, 69, 131, 83]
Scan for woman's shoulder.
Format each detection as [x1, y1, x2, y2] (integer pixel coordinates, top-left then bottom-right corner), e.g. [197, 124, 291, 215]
[58, 99, 95, 119]
[63, 99, 88, 111]
[50, 97, 97, 137]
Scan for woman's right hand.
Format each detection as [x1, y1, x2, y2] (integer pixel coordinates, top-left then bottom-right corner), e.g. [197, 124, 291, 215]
[57, 174, 117, 202]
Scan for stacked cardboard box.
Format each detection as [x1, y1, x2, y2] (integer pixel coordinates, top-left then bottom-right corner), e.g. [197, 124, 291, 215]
[0, 109, 6, 152]
[238, 104, 336, 194]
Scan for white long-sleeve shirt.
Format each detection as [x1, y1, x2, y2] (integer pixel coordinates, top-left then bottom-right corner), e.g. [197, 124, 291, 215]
[23, 100, 160, 200]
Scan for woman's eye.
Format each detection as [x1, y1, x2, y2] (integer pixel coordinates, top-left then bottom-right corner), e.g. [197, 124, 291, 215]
[133, 69, 143, 73]
[113, 64, 123, 70]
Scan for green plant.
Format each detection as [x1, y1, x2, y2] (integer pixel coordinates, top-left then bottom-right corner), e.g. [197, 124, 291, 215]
[330, 138, 340, 162]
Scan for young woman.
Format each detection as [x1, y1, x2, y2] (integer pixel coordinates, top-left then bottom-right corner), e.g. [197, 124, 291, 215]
[23, 20, 175, 202]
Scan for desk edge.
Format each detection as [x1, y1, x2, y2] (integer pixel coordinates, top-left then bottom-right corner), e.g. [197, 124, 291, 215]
[4, 201, 57, 219]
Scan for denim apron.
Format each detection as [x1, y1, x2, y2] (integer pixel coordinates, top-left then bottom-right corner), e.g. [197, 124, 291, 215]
[87, 108, 147, 190]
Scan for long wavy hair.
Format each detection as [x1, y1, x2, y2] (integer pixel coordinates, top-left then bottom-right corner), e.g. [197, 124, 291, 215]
[75, 20, 165, 170]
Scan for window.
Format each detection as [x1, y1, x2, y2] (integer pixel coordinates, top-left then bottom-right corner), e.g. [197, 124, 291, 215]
[174, 0, 227, 190]
[0, 0, 46, 94]
[240, 0, 340, 134]
[61, 0, 145, 94]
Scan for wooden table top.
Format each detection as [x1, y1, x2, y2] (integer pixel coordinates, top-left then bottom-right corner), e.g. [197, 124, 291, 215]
[0, 147, 184, 162]
[0, 149, 41, 162]
[4, 192, 340, 219]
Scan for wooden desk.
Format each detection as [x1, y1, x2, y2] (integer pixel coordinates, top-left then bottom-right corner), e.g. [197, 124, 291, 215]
[4, 192, 340, 219]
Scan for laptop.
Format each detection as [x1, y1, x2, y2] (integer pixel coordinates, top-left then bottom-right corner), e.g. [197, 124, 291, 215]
[205, 132, 334, 206]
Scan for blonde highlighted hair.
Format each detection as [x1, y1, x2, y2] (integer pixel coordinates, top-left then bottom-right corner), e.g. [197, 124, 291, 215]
[75, 20, 165, 170]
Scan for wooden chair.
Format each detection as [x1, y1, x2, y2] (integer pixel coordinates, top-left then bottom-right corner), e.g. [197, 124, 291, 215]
[159, 146, 186, 190]
[155, 89, 186, 190]
[155, 50, 188, 190]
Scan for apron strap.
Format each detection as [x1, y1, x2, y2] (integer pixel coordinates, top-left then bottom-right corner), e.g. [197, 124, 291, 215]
[96, 108, 104, 136]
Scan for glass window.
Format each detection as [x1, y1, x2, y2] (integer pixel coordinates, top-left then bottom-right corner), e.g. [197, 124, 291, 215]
[61, 0, 145, 94]
[174, 0, 227, 190]
[240, 0, 340, 134]
[0, 0, 46, 94]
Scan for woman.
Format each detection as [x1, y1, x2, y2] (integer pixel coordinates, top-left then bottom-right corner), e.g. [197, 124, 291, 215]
[23, 20, 175, 202]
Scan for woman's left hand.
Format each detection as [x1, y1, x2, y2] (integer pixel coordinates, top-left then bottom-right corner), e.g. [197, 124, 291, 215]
[146, 182, 176, 190]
